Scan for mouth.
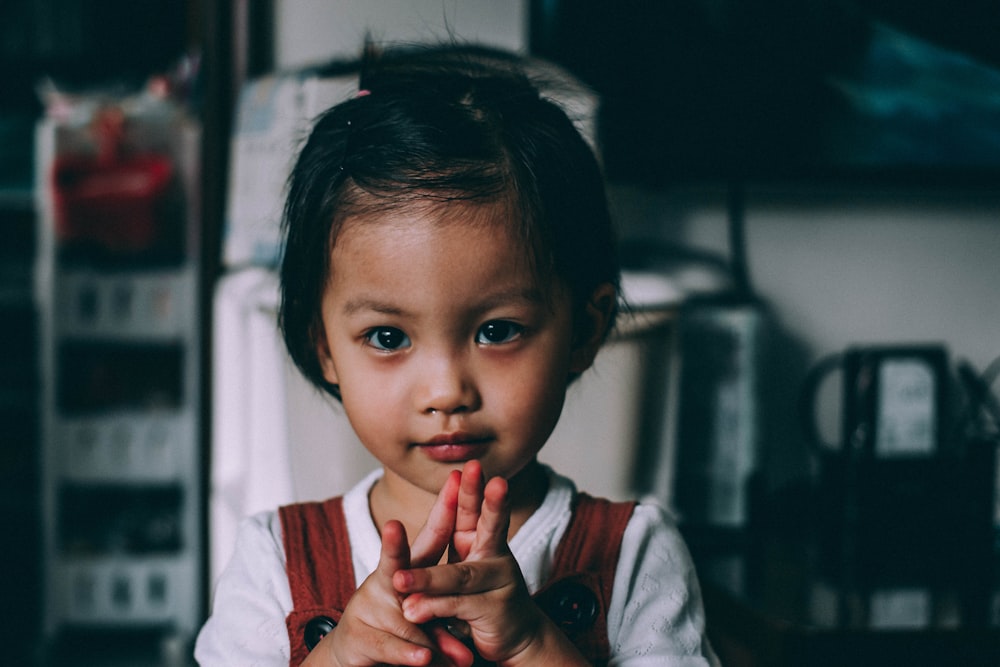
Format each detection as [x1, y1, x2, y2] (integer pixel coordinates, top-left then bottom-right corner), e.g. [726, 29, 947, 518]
[415, 432, 492, 463]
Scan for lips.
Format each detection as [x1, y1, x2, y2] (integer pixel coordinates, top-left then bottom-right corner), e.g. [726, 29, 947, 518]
[416, 432, 491, 463]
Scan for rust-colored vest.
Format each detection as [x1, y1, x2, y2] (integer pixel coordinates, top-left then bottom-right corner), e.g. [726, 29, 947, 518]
[279, 492, 636, 666]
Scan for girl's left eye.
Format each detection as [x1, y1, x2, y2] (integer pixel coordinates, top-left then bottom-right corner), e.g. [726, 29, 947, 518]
[476, 320, 524, 345]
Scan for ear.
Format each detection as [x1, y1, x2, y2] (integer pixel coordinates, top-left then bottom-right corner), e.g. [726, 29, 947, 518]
[314, 326, 340, 386]
[569, 282, 617, 374]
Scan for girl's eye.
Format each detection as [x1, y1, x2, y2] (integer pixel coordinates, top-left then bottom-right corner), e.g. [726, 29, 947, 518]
[365, 327, 411, 351]
[476, 320, 524, 345]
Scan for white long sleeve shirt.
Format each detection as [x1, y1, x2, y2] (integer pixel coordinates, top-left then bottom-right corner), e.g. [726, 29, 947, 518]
[195, 467, 719, 666]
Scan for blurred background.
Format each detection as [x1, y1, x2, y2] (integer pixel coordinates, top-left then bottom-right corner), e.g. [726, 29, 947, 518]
[2, 1, 999, 665]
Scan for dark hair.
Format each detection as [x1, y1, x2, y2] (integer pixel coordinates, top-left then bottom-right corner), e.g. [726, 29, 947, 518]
[279, 45, 619, 397]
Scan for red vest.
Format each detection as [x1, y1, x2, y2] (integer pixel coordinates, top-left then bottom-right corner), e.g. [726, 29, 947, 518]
[279, 492, 636, 666]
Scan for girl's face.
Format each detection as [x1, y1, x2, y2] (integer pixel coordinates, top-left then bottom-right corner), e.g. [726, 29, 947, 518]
[315, 204, 607, 506]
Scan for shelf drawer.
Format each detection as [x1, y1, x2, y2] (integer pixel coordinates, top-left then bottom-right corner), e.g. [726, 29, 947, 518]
[51, 554, 197, 626]
[53, 411, 195, 481]
[55, 267, 196, 340]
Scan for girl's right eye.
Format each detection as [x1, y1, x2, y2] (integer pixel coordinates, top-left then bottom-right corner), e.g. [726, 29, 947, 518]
[364, 327, 411, 351]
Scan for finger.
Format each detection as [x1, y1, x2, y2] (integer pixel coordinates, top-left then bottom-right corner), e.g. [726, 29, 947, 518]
[359, 629, 436, 667]
[450, 461, 485, 562]
[394, 558, 511, 598]
[426, 622, 475, 667]
[410, 469, 461, 568]
[378, 519, 412, 578]
[469, 476, 511, 559]
[344, 596, 471, 667]
[324, 615, 438, 667]
[456, 460, 485, 533]
[400, 589, 486, 627]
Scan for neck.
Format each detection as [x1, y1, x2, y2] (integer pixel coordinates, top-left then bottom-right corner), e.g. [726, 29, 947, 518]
[506, 459, 549, 535]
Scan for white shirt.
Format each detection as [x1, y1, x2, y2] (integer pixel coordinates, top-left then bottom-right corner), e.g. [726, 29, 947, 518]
[195, 468, 719, 666]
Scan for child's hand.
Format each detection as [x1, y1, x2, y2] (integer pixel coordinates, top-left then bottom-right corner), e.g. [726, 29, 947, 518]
[304, 471, 473, 667]
[393, 462, 588, 666]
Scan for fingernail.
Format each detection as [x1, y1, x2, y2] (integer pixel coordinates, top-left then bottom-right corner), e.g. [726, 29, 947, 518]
[394, 570, 413, 589]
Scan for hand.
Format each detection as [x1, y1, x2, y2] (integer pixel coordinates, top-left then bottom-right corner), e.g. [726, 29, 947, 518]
[304, 471, 473, 667]
[393, 462, 577, 666]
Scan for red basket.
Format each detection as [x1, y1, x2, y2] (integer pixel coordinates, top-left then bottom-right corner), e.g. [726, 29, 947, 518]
[51, 152, 175, 255]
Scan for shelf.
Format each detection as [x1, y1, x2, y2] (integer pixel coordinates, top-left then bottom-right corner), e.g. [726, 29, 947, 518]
[36, 112, 204, 642]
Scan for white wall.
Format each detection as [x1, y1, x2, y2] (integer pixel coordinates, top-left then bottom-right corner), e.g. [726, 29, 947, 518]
[275, 0, 528, 69]
[611, 182, 1000, 487]
[616, 185, 1000, 366]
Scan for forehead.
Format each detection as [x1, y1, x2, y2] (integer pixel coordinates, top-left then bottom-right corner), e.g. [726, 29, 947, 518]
[325, 201, 566, 308]
[333, 201, 520, 266]
[338, 193, 512, 233]
[332, 198, 529, 263]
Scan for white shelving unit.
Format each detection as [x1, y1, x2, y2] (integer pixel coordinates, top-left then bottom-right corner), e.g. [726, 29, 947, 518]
[35, 110, 202, 654]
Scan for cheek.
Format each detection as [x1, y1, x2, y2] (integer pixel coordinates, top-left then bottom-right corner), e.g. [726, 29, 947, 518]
[489, 353, 571, 431]
[336, 363, 405, 437]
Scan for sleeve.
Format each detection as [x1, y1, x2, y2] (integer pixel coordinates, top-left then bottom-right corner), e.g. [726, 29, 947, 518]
[194, 511, 294, 666]
[605, 503, 721, 667]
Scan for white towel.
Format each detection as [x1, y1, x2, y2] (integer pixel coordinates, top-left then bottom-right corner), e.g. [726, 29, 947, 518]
[244, 274, 296, 512]
[209, 268, 294, 586]
[209, 268, 377, 589]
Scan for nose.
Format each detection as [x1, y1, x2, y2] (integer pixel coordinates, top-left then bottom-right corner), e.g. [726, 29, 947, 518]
[417, 349, 480, 416]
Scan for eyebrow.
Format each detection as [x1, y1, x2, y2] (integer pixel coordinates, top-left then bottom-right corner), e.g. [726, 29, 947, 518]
[474, 287, 548, 312]
[341, 298, 408, 317]
[341, 287, 548, 317]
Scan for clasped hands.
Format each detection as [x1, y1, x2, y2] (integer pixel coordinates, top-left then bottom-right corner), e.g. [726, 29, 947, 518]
[304, 460, 577, 667]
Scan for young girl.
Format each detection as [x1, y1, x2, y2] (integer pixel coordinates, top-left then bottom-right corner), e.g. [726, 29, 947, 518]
[195, 46, 718, 667]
